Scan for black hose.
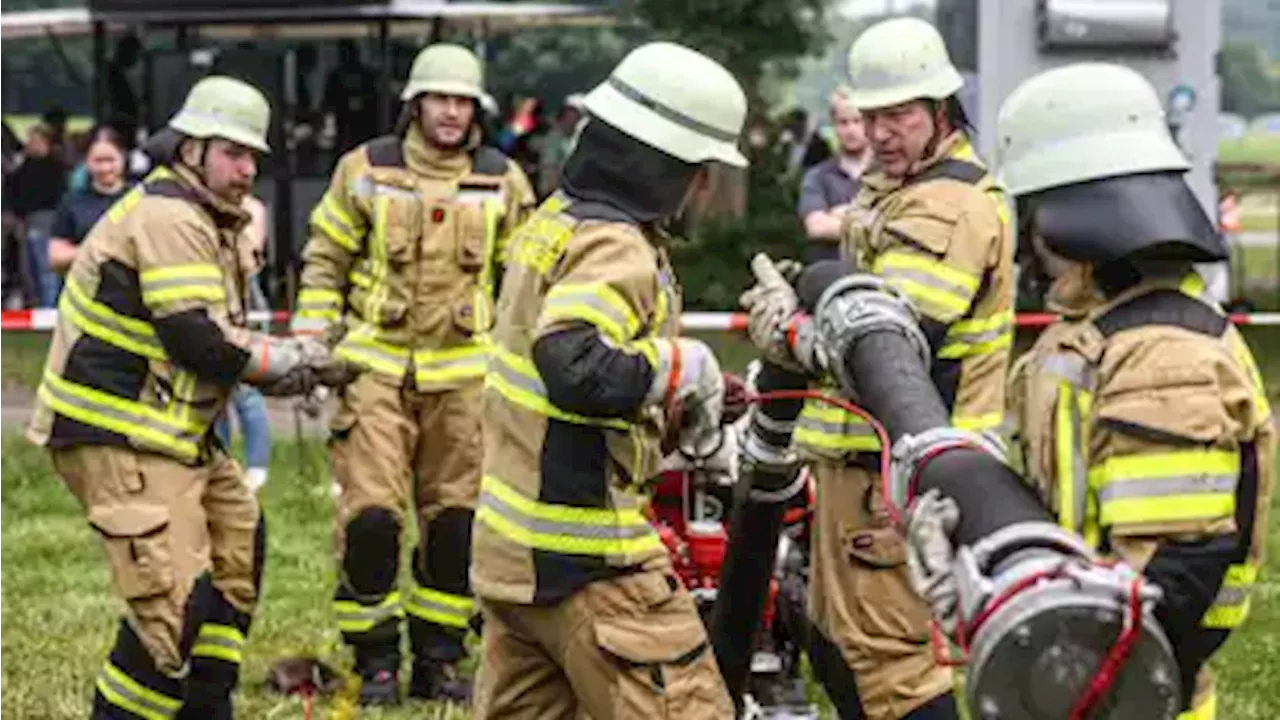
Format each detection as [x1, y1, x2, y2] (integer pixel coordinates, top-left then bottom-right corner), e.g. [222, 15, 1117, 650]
[841, 331, 1050, 545]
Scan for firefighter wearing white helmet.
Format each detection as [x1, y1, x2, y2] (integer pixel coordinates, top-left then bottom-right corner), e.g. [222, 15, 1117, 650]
[999, 63, 1273, 720]
[470, 41, 745, 718]
[27, 75, 350, 720]
[292, 42, 535, 705]
[740, 16, 1013, 720]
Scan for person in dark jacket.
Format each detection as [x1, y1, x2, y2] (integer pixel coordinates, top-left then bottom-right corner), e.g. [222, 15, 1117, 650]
[6, 123, 68, 306]
[50, 126, 134, 275]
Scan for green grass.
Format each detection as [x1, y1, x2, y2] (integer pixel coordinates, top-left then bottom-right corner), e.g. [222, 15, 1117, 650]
[1218, 134, 1280, 167]
[2, 332, 50, 390]
[2, 434, 1279, 718]
[1238, 192, 1279, 233]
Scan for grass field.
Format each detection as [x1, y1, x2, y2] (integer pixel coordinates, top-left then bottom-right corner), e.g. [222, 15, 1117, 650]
[3, 327, 1280, 718]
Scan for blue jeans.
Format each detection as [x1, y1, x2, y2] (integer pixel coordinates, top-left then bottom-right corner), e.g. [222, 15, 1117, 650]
[25, 212, 61, 308]
[215, 385, 271, 470]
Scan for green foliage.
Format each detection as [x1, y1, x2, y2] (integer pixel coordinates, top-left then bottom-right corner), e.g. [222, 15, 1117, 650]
[1221, 42, 1280, 118]
[621, 0, 830, 108]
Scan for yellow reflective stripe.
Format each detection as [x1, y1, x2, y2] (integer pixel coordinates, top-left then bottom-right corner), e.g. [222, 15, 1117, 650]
[106, 185, 146, 223]
[954, 411, 1003, 431]
[39, 372, 201, 460]
[60, 277, 167, 361]
[297, 288, 343, 322]
[367, 197, 391, 327]
[794, 400, 881, 453]
[191, 623, 245, 664]
[311, 194, 362, 253]
[334, 323, 410, 377]
[334, 592, 404, 633]
[349, 268, 374, 289]
[1176, 687, 1216, 720]
[413, 344, 489, 383]
[486, 346, 630, 429]
[875, 252, 976, 320]
[1055, 381, 1087, 536]
[97, 661, 180, 720]
[987, 187, 1011, 227]
[478, 474, 663, 557]
[1202, 563, 1258, 628]
[938, 311, 1014, 359]
[406, 587, 474, 629]
[1088, 449, 1240, 522]
[542, 283, 641, 343]
[1179, 272, 1207, 298]
[140, 264, 225, 306]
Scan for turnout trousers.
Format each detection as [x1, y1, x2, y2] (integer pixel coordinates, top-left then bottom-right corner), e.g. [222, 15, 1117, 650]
[329, 372, 482, 664]
[53, 444, 263, 720]
[472, 568, 734, 719]
[806, 461, 957, 720]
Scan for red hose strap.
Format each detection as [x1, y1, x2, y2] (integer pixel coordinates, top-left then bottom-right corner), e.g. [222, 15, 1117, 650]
[1068, 574, 1145, 719]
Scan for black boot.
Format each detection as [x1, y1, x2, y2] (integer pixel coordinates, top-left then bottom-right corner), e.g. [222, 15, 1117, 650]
[355, 646, 401, 706]
[408, 658, 472, 703]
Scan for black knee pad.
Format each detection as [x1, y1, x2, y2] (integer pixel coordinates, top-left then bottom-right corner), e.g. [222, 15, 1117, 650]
[179, 573, 217, 661]
[252, 515, 267, 596]
[422, 508, 474, 595]
[344, 507, 401, 595]
[805, 628, 867, 719]
[903, 693, 960, 720]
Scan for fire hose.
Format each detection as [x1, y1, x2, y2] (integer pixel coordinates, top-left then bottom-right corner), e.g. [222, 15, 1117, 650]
[709, 263, 1184, 719]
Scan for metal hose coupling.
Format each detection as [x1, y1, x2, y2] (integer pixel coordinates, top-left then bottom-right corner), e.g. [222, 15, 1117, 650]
[812, 274, 931, 399]
[952, 523, 1182, 719]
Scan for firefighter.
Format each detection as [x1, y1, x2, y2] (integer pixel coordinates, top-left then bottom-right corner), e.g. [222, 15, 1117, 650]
[997, 63, 1274, 720]
[291, 43, 535, 705]
[469, 41, 745, 718]
[25, 76, 345, 720]
[742, 16, 1013, 720]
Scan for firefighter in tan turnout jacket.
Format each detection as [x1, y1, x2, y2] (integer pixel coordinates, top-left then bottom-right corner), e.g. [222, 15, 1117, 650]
[744, 18, 1013, 720]
[469, 42, 747, 719]
[1000, 63, 1275, 720]
[291, 43, 534, 704]
[26, 77, 347, 720]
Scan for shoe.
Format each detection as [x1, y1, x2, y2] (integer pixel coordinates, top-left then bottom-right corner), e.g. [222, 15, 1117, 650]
[408, 659, 472, 704]
[356, 650, 401, 706]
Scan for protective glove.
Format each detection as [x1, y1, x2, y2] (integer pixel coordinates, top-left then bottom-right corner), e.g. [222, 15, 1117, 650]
[904, 488, 961, 635]
[258, 366, 318, 397]
[740, 254, 825, 375]
[646, 338, 725, 460]
[243, 335, 328, 382]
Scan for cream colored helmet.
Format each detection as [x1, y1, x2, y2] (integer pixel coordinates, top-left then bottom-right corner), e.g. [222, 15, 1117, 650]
[845, 17, 963, 110]
[582, 41, 748, 167]
[168, 76, 271, 152]
[995, 63, 1189, 196]
[401, 43, 485, 101]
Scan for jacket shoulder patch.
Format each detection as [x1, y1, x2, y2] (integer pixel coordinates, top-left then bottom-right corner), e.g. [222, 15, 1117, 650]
[365, 136, 406, 168]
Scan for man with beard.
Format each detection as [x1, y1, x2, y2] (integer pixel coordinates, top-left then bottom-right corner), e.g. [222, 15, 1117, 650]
[27, 76, 345, 720]
[292, 43, 535, 706]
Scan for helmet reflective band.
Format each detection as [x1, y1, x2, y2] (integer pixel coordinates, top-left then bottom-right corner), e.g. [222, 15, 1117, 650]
[995, 63, 1189, 196]
[168, 76, 271, 152]
[582, 42, 748, 168]
[401, 43, 485, 102]
[845, 17, 963, 111]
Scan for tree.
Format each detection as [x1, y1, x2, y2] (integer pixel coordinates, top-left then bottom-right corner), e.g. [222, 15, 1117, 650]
[1220, 41, 1280, 118]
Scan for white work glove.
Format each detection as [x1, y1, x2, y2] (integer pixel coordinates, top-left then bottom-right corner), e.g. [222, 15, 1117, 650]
[243, 336, 329, 396]
[905, 489, 962, 636]
[739, 254, 824, 375]
[647, 338, 726, 460]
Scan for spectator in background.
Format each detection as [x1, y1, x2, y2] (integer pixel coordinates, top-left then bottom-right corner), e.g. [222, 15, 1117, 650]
[105, 34, 143, 146]
[215, 195, 273, 493]
[323, 40, 379, 154]
[42, 106, 70, 163]
[797, 86, 873, 262]
[536, 94, 584, 198]
[499, 96, 545, 181]
[5, 124, 68, 306]
[49, 126, 133, 275]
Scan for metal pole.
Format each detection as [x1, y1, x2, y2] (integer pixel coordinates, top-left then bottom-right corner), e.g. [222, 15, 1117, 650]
[377, 19, 391, 133]
[92, 21, 106, 122]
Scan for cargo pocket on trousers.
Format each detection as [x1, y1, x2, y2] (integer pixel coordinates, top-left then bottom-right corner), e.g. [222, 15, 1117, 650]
[845, 524, 933, 644]
[593, 573, 726, 718]
[88, 504, 174, 600]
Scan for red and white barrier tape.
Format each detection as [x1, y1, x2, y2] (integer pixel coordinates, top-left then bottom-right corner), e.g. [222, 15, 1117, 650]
[5, 309, 1280, 332]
